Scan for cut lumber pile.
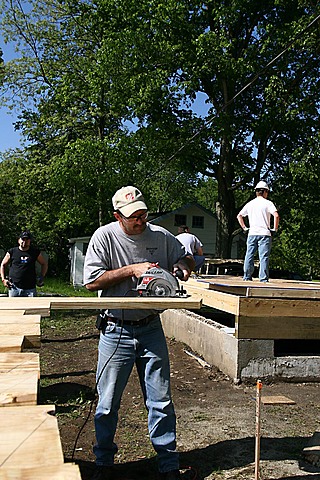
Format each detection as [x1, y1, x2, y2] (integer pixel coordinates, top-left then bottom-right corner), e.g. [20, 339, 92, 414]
[0, 305, 78, 478]
[0, 295, 201, 478]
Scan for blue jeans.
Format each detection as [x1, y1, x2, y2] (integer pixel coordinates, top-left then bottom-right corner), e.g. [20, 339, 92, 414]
[243, 235, 272, 282]
[194, 255, 205, 273]
[9, 285, 37, 297]
[94, 316, 179, 473]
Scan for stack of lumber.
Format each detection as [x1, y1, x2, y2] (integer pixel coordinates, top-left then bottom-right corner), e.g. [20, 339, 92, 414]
[0, 295, 201, 479]
[0, 305, 81, 479]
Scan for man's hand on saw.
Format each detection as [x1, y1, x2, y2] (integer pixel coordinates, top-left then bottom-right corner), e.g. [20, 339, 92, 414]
[173, 258, 194, 281]
[131, 262, 154, 278]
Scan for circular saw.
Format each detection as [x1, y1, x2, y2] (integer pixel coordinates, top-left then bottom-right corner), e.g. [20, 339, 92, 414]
[136, 266, 188, 297]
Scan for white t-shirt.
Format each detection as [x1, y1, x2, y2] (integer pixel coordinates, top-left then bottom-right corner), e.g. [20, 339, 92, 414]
[239, 196, 277, 236]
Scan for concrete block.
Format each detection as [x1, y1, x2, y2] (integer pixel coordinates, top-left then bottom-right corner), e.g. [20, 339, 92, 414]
[161, 309, 320, 383]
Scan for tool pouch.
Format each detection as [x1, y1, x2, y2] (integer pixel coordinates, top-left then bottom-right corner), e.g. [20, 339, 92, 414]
[96, 311, 107, 333]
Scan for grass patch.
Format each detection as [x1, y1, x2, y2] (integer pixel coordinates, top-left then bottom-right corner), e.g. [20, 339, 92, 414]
[39, 277, 96, 297]
[41, 309, 97, 337]
[0, 276, 96, 297]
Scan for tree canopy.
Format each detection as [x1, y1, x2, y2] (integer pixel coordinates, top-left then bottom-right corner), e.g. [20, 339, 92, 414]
[0, 0, 319, 275]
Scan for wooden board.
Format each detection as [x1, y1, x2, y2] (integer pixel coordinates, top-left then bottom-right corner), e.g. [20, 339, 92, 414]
[0, 405, 64, 468]
[0, 463, 81, 479]
[0, 324, 40, 348]
[0, 370, 38, 406]
[238, 297, 320, 318]
[0, 336, 24, 353]
[209, 280, 320, 299]
[0, 296, 202, 312]
[0, 314, 41, 325]
[303, 431, 320, 454]
[185, 279, 239, 315]
[0, 310, 27, 316]
[235, 315, 320, 339]
[0, 352, 39, 375]
[49, 296, 202, 310]
[0, 298, 51, 316]
[261, 395, 296, 405]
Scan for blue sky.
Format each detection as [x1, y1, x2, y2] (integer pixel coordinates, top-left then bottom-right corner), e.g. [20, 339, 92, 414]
[1, 36, 210, 153]
[0, 37, 24, 152]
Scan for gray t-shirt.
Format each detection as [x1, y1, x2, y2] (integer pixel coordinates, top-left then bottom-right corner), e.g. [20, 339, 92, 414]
[176, 232, 203, 255]
[83, 221, 188, 320]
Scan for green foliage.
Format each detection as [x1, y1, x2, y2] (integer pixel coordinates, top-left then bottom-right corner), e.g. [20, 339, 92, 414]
[193, 177, 218, 213]
[0, 276, 96, 296]
[0, 0, 320, 271]
[270, 135, 320, 278]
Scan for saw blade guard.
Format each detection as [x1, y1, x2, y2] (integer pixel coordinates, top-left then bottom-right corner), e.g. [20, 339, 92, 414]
[136, 266, 186, 297]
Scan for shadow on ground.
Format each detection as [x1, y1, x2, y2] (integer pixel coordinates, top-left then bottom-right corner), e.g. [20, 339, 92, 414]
[72, 435, 320, 480]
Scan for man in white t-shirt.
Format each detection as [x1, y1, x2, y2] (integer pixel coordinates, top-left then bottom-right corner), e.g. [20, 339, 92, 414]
[237, 181, 280, 282]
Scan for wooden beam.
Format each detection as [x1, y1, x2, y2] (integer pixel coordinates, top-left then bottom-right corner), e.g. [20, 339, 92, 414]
[235, 315, 320, 339]
[0, 296, 202, 312]
[0, 336, 24, 353]
[0, 352, 39, 375]
[238, 297, 320, 318]
[0, 463, 82, 479]
[49, 296, 202, 310]
[0, 370, 38, 406]
[0, 405, 64, 468]
[0, 315, 41, 325]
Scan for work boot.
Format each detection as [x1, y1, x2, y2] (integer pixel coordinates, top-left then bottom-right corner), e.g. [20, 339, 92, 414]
[158, 470, 181, 479]
[91, 465, 115, 480]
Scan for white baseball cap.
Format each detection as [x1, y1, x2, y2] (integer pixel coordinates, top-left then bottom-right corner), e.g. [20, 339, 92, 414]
[112, 186, 147, 217]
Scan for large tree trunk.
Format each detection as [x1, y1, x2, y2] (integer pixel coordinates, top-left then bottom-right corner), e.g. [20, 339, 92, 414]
[215, 138, 237, 258]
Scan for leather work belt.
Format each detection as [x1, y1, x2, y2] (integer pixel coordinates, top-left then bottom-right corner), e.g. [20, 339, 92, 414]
[106, 313, 159, 327]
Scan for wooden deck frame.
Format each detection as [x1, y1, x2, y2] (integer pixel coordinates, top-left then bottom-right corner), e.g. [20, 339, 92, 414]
[185, 277, 320, 340]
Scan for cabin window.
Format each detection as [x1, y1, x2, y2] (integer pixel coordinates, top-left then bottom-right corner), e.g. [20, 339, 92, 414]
[174, 214, 187, 226]
[192, 216, 204, 229]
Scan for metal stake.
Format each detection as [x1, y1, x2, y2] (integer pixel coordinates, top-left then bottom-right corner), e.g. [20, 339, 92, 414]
[255, 379, 262, 480]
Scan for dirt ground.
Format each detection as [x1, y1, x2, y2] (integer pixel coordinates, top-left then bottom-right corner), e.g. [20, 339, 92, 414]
[39, 311, 320, 480]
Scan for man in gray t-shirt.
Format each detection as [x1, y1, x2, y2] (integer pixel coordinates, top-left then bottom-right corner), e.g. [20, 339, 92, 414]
[84, 185, 194, 480]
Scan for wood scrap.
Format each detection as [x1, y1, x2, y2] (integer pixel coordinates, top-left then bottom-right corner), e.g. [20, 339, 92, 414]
[184, 349, 211, 368]
[303, 431, 320, 467]
[261, 395, 296, 405]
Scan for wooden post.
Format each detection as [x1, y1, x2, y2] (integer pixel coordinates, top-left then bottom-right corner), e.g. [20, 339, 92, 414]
[255, 379, 262, 480]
